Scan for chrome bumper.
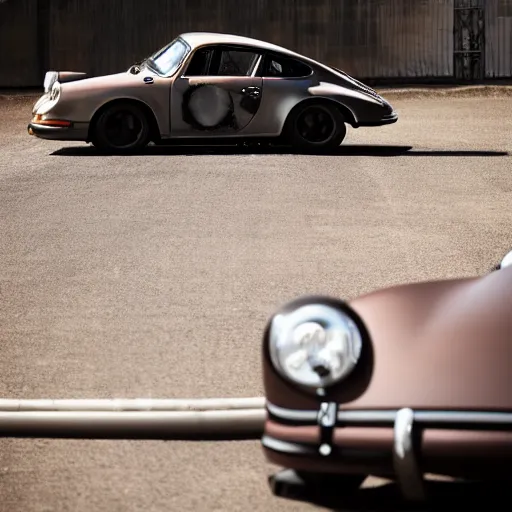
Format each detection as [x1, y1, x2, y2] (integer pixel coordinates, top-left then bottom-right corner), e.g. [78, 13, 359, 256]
[27, 122, 89, 141]
[264, 402, 512, 502]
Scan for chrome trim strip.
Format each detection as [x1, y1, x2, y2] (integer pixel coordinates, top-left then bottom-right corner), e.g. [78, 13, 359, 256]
[338, 409, 512, 426]
[251, 55, 263, 77]
[393, 408, 426, 501]
[266, 402, 512, 427]
[266, 402, 317, 422]
[262, 435, 316, 455]
[414, 410, 512, 425]
[338, 410, 397, 423]
[262, 435, 390, 460]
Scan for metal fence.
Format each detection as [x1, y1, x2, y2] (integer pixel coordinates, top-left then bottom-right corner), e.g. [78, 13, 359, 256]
[0, 0, 511, 88]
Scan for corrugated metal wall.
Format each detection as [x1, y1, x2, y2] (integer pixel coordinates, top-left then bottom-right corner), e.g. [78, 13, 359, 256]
[40, 0, 298, 79]
[0, 0, 40, 87]
[43, 0, 456, 79]
[0, 0, 511, 87]
[486, 0, 512, 77]
[294, 0, 454, 78]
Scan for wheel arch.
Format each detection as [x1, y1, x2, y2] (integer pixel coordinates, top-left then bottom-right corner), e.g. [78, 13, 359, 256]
[87, 98, 161, 143]
[280, 97, 357, 137]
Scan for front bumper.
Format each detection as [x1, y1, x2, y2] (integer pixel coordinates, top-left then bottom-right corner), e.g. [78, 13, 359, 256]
[27, 120, 89, 141]
[263, 401, 512, 502]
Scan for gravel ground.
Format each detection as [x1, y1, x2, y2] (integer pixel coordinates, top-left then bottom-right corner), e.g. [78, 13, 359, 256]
[0, 93, 511, 512]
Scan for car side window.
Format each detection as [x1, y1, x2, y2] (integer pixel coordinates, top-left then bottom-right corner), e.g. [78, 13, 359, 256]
[184, 48, 214, 76]
[263, 55, 312, 78]
[211, 50, 260, 77]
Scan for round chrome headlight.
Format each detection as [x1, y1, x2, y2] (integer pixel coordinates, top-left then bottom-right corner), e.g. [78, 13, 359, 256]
[268, 300, 364, 390]
[49, 81, 61, 101]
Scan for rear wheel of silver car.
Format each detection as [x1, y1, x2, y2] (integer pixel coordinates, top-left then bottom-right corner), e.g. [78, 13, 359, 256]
[288, 103, 347, 151]
[92, 103, 151, 154]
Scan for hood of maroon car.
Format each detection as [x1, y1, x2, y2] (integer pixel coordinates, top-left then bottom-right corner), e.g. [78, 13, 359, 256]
[263, 266, 512, 411]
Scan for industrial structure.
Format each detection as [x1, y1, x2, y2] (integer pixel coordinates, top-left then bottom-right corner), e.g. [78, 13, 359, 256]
[0, 0, 511, 88]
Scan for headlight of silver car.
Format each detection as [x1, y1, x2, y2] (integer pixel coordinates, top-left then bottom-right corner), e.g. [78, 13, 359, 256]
[49, 81, 61, 101]
[268, 298, 364, 390]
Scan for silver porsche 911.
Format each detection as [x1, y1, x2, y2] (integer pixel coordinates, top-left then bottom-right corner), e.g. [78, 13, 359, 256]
[28, 32, 398, 153]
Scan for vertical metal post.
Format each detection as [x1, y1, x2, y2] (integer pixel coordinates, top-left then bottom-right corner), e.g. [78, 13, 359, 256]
[36, 0, 50, 81]
[292, 0, 298, 54]
[453, 0, 485, 82]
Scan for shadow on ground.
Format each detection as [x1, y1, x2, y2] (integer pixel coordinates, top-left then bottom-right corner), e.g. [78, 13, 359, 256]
[51, 144, 509, 158]
[295, 479, 512, 511]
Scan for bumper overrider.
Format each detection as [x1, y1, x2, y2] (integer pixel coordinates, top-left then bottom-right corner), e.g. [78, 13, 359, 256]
[260, 296, 512, 507]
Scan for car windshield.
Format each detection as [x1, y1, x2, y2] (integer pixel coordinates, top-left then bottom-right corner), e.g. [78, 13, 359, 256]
[148, 38, 190, 77]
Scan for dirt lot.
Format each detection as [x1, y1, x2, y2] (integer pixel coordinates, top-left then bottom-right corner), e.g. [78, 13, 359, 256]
[0, 93, 511, 511]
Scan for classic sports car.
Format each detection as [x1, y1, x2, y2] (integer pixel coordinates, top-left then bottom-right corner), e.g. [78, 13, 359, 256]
[28, 32, 397, 153]
[261, 250, 512, 508]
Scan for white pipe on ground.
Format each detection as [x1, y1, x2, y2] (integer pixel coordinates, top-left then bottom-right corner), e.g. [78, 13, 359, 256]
[0, 409, 266, 440]
[0, 397, 266, 412]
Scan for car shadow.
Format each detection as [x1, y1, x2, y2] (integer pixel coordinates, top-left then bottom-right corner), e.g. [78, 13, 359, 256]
[50, 144, 509, 158]
[321, 479, 511, 511]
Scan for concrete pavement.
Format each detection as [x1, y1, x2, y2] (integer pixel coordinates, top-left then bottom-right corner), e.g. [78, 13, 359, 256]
[0, 95, 511, 511]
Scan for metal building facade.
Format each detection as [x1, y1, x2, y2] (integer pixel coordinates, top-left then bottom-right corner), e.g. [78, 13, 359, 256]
[0, 0, 511, 87]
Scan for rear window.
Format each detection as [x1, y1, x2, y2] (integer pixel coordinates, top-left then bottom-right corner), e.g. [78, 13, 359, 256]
[263, 55, 312, 78]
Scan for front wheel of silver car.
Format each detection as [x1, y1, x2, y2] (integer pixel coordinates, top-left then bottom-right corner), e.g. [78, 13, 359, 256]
[91, 102, 151, 154]
[287, 103, 347, 151]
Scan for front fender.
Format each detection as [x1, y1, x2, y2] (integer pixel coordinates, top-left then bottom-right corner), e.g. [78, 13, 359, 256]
[38, 72, 172, 137]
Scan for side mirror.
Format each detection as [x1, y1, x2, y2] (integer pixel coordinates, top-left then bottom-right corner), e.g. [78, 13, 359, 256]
[498, 249, 512, 270]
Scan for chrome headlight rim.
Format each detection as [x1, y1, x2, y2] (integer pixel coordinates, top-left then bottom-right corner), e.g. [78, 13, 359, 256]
[49, 81, 61, 101]
[266, 296, 371, 395]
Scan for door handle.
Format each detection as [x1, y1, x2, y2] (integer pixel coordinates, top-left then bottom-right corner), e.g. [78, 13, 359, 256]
[242, 86, 261, 97]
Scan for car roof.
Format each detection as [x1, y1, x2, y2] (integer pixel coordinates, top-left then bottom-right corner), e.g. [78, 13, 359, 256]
[179, 32, 307, 60]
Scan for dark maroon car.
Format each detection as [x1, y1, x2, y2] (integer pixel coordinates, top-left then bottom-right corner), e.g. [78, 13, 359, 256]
[261, 250, 512, 508]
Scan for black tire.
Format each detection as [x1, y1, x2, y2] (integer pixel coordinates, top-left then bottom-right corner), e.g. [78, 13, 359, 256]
[286, 102, 347, 151]
[91, 102, 151, 154]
